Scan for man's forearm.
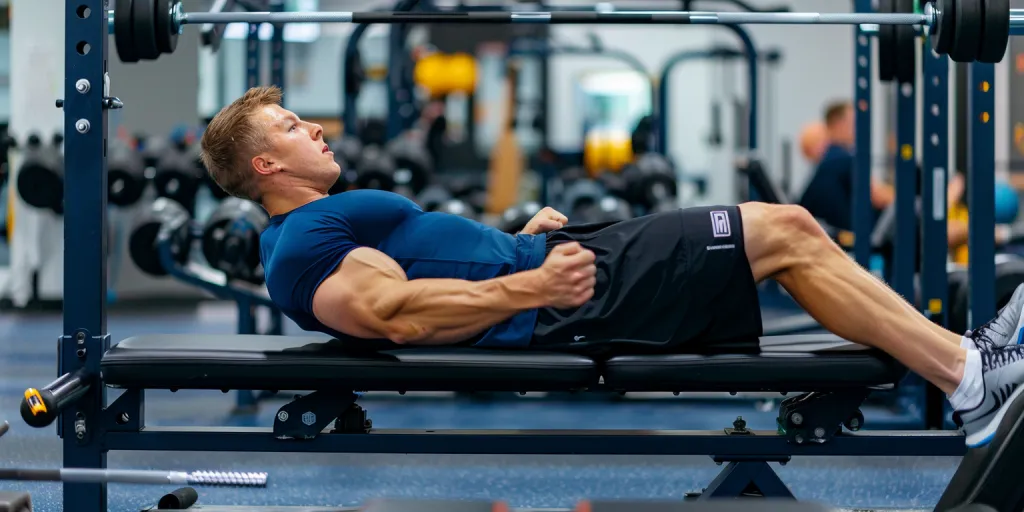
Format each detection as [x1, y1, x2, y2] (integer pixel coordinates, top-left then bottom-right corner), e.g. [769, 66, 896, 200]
[371, 270, 548, 345]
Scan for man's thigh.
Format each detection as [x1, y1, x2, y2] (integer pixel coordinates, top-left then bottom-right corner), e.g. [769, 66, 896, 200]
[531, 205, 763, 353]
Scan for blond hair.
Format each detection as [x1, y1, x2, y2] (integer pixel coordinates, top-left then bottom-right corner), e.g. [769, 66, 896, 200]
[199, 86, 283, 202]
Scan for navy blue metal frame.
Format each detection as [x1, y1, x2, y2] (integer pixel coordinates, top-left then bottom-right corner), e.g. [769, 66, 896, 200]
[270, 0, 286, 89]
[63, 0, 109, 509]
[919, 40, 951, 431]
[341, 24, 368, 137]
[967, 62, 996, 328]
[246, 23, 261, 88]
[892, 74, 918, 302]
[920, 47, 950, 328]
[852, 0, 873, 268]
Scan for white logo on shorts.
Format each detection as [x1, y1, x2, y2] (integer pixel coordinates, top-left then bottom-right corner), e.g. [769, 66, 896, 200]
[710, 211, 731, 238]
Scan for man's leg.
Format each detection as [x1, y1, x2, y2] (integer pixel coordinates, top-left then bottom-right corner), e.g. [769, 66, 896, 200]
[737, 201, 1024, 447]
[737, 202, 966, 393]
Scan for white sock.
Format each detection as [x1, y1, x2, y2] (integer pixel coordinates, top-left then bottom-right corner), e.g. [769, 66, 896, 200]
[948, 349, 984, 411]
[960, 335, 977, 350]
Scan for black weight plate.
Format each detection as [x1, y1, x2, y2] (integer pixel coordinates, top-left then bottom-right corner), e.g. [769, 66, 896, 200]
[114, 0, 139, 63]
[878, 0, 897, 82]
[951, 0, 981, 62]
[978, 0, 1010, 63]
[931, 0, 956, 55]
[132, 0, 160, 60]
[895, 0, 917, 83]
[153, 0, 178, 55]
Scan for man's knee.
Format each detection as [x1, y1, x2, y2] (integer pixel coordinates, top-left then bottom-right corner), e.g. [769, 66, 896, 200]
[742, 202, 827, 244]
[770, 204, 828, 241]
[740, 202, 834, 275]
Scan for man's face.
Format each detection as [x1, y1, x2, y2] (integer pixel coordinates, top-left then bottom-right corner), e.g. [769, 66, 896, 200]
[253, 104, 340, 189]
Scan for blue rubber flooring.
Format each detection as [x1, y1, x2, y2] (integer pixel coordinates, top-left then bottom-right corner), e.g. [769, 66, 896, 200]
[0, 307, 960, 511]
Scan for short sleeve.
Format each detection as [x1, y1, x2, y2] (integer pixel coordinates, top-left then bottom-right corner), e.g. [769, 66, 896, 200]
[264, 212, 363, 316]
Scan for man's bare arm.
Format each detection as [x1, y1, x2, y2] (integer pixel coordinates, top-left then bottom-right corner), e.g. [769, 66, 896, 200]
[311, 247, 550, 345]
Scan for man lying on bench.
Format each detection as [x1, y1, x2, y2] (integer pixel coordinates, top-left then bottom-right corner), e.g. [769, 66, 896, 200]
[200, 86, 1022, 450]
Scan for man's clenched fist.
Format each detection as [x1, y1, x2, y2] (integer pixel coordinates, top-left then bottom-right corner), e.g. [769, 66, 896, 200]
[537, 242, 597, 309]
[520, 207, 569, 235]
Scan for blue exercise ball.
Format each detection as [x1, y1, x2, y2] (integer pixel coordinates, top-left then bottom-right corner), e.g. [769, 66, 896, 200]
[995, 181, 1019, 224]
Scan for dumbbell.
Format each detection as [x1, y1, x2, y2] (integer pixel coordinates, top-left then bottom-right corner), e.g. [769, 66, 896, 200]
[575, 196, 633, 224]
[326, 135, 364, 195]
[595, 171, 629, 201]
[330, 135, 363, 172]
[358, 118, 388, 148]
[437, 199, 478, 220]
[138, 135, 171, 170]
[560, 166, 589, 186]
[127, 197, 193, 277]
[353, 146, 398, 192]
[15, 133, 64, 214]
[201, 197, 270, 284]
[446, 176, 488, 215]
[107, 138, 148, 207]
[620, 153, 677, 213]
[153, 145, 204, 214]
[498, 202, 543, 234]
[386, 135, 434, 196]
[417, 185, 453, 212]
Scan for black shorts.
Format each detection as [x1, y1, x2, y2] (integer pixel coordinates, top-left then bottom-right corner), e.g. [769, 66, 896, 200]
[531, 205, 763, 355]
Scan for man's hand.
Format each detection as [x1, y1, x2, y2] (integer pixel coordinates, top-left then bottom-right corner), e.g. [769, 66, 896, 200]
[536, 242, 597, 309]
[520, 207, 568, 235]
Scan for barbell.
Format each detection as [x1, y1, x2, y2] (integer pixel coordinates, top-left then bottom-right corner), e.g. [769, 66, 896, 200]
[112, 0, 1016, 65]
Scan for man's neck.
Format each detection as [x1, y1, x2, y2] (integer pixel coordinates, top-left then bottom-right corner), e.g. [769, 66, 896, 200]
[261, 188, 328, 217]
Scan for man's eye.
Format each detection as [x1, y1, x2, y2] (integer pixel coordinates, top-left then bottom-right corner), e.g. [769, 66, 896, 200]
[289, 124, 297, 131]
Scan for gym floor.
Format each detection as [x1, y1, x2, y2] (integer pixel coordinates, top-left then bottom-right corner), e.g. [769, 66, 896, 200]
[0, 305, 959, 512]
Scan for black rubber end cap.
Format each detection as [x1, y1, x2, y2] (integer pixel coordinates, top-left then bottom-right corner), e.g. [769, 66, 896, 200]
[157, 486, 198, 510]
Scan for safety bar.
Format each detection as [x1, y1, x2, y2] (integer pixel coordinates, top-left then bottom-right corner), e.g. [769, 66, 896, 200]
[21, 369, 92, 428]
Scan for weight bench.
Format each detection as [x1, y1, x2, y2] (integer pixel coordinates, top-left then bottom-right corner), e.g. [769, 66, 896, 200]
[24, 332, 969, 501]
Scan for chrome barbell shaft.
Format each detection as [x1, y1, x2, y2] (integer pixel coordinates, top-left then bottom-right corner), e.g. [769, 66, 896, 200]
[178, 10, 934, 26]
[0, 468, 268, 487]
[106, 4, 1024, 35]
[696, 12, 928, 24]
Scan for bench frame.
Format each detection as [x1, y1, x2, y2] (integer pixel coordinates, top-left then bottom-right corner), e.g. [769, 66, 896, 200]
[91, 384, 968, 503]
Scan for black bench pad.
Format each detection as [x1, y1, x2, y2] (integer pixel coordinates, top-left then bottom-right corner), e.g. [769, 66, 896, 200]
[100, 334, 905, 393]
[604, 335, 905, 392]
[101, 335, 598, 392]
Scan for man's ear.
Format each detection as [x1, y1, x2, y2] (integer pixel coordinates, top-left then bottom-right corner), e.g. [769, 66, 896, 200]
[252, 153, 276, 177]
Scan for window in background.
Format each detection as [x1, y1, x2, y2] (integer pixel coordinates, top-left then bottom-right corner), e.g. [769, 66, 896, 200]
[577, 69, 650, 134]
[222, 0, 320, 42]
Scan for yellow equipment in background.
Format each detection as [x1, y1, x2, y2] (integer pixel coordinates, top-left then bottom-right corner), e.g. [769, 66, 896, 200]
[950, 202, 970, 265]
[414, 51, 478, 98]
[583, 128, 633, 176]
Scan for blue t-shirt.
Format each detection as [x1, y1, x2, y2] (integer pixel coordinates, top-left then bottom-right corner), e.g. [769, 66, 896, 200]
[260, 189, 548, 348]
[798, 144, 855, 231]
